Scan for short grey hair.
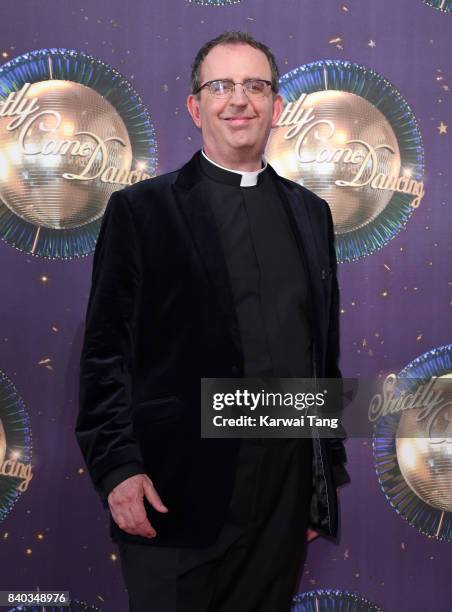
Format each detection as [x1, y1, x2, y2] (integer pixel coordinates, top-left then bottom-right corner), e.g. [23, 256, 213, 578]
[190, 31, 280, 95]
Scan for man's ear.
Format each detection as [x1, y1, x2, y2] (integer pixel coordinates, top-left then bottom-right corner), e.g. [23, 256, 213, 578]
[186, 94, 202, 128]
[271, 93, 284, 128]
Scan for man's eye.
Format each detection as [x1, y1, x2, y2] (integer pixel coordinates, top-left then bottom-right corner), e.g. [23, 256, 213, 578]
[212, 80, 233, 94]
[246, 80, 265, 93]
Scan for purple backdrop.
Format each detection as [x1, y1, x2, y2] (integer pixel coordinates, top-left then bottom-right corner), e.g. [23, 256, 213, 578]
[0, 0, 450, 610]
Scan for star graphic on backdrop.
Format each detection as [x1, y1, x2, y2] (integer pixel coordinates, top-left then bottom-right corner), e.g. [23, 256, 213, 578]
[368, 40, 376, 48]
[437, 122, 448, 134]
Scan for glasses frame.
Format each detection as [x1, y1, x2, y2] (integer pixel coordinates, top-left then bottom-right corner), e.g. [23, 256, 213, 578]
[194, 78, 274, 98]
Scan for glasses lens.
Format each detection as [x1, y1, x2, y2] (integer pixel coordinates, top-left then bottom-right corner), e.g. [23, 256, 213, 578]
[210, 80, 234, 97]
[244, 80, 268, 96]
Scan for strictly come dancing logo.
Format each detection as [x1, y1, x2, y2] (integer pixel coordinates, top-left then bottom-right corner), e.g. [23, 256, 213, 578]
[0, 49, 158, 258]
[373, 345, 452, 541]
[0, 369, 33, 522]
[266, 60, 425, 262]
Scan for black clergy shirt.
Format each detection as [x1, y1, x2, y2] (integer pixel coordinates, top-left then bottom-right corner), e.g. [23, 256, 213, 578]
[199, 151, 313, 379]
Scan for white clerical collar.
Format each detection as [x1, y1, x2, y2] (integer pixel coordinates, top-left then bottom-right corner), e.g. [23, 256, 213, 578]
[201, 148, 267, 187]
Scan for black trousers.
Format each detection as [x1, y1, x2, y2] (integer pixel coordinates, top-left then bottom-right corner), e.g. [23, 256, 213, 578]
[117, 438, 313, 612]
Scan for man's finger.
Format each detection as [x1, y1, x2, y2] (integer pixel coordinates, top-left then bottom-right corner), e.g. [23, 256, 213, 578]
[110, 502, 156, 538]
[110, 504, 136, 531]
[129, 500, 157, 537]
[306, 528, 321, 542]
[124, 523, 156, 538]
[143, 478, 169, 513]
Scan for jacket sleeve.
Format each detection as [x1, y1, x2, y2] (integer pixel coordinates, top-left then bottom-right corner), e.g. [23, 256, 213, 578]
[323, 199, 351, 488]
[76, 190, 145, 501]
[98, 462, 144, 508]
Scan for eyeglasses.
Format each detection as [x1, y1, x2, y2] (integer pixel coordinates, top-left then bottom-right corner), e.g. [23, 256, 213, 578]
[194, 79, 273, 98]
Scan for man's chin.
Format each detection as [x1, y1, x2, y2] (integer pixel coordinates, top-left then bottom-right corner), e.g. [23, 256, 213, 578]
[226, 137, 257, 151]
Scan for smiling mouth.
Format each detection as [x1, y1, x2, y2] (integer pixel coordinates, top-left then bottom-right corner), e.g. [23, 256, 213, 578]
[224, 117, 255, 124]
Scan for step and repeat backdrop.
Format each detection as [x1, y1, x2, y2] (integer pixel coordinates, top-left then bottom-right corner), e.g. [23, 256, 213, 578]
[0, 0, 450, 610]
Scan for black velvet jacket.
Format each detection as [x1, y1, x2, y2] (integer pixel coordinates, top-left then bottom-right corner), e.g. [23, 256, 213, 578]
[76, 150, 350, 547]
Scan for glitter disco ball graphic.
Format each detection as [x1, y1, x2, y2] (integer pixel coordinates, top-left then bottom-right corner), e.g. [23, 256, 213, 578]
[373, 345, 452, 541]
[396, 376, 452, 513]
[266, 60, 424, 262]
[0, 49, 158, 259]
[292, 589, 383, 611]
[423, 0, 452, 12]
[0, 81, 132, 230]
[0, 369, 32, 522]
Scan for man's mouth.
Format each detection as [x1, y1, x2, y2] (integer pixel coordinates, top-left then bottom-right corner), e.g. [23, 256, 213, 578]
[223, 116, 255, 124]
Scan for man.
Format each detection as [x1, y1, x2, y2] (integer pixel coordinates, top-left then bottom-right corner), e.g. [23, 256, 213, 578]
[76, 31, 350, 612]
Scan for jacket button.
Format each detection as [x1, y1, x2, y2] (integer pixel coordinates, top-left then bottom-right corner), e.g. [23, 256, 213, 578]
[231, 365, 240, 376]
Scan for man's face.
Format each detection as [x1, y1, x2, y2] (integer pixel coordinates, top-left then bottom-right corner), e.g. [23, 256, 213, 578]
[186, 43, 283, 166]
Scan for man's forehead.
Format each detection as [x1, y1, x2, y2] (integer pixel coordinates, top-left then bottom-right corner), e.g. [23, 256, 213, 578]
[200, 43, 272, 78]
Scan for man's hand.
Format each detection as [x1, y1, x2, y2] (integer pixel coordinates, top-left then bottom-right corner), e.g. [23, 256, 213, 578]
[107, 474, 168, 538]
[306, 528, 320, 542]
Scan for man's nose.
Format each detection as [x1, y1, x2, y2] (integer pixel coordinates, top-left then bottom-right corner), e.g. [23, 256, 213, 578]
[229, 84, 249, 105]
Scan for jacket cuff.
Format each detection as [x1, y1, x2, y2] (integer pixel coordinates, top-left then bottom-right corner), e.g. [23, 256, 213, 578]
[97, 462, 144, 507]
[332, 462, 351, 487]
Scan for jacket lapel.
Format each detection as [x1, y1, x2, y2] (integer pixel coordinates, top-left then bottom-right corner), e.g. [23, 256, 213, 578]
[173, 153, 243, 357]
[270, 167, 327, 367]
